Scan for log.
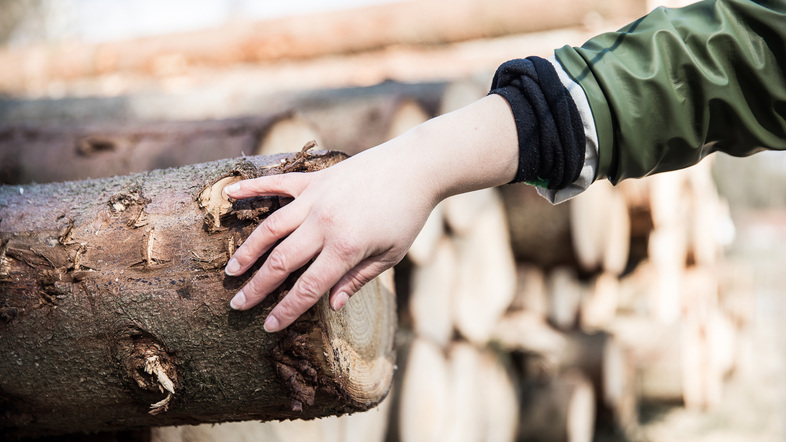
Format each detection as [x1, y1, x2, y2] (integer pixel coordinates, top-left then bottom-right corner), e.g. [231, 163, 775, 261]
[0, 117, 280, 185]
[0, 84, 439, 185]
[500, 183, 575, 268]
[491, 310, 567, 362]
[439, 77, 487, 115]
[509, 264, 548, 318]
[569, 180, 630, 275]
[606, 310, 732, 410]
[444, 342, 484, 442]
[408, 237, 456, 347]
[600, 335, 639, 438]
[579, 272, 619, 333]
[684, 160, 722, 266]
[384, 98, 431, 140]
[547, 267, 584, 331]
[301, 91, 439, 157]
[153, 396, 392, 442]
[0, 0, 647, 94]
[452, 190, 517, 344]
[0, 151, 397, 439]
[443, 188, 497, 237]
[397, 337, 451, 442]
[647, 226, 688, 323]
[256, 113, 323, 156]
[477, 350, 519, 442]
[406, 201, 445, 267]
[518, 370, 596, 442]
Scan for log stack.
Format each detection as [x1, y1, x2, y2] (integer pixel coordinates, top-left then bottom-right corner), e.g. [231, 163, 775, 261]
[0, 79, 749, 442]
[0, 0, 752, 440]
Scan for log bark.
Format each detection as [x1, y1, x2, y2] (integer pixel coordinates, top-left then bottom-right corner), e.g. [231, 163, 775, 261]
[0, 117, 281, 185]
[0, 151, 396, 439]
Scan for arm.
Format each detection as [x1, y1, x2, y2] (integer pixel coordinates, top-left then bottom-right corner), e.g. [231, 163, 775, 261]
[224, 95, 519, 332]
[555, 0, 786, 183]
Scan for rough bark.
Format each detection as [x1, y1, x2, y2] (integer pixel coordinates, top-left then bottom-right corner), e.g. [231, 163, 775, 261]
[0, 150, 397, 439]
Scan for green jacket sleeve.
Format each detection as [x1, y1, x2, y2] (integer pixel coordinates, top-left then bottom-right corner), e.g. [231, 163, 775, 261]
[555, 0, 786, 183]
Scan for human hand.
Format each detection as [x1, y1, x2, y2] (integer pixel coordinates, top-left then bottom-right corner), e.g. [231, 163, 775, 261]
[224, 94, 518, 333]
[224, 143, 440, 332]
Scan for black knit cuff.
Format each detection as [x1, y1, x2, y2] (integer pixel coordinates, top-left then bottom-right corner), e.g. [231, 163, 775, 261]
[489, 56, 585, 189]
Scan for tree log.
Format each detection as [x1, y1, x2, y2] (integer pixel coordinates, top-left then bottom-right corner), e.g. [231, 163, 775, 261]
[0, 117, 281, 185]
[518, 370, 595, 442]
[0, 0, 647, 94]
[0, 151, 396, 439]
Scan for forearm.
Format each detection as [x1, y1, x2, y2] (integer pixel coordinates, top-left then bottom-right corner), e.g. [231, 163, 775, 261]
[369, 94, 519, 204]
[555, 0, 786, 183]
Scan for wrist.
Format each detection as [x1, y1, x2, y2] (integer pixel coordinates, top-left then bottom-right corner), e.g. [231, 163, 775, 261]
[405, 94, 519, 201]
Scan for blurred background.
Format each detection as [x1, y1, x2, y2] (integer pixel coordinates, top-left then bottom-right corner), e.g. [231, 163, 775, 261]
[2, 0, 786, 441]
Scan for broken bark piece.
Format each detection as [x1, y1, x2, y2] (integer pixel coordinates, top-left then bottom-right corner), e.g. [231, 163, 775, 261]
[0, 151, 396, 439]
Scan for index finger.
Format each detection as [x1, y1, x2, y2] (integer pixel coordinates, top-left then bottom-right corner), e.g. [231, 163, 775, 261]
[225, 172, 307, 200]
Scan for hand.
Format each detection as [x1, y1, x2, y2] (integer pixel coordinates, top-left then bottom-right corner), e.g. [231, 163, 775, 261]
[224, 95, 518, 332]
[224, 143, 440, 332]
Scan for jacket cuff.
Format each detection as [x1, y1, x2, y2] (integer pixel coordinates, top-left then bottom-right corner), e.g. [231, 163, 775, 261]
[536, 56, 600, 204]
[488, 56, 586, 190]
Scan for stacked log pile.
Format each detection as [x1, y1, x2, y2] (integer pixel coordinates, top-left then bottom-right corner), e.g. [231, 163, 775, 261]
[0, 81, 748, 442]
[0, 1, 752, 440]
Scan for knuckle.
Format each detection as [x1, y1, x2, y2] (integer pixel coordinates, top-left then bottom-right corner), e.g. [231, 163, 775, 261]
[232, 244, 256, 266]
[242, 277, 263, 302]
[265, 249, 290, 274]
[262, 214, 282, 237]
[332, 238, 360, 260]
[276, 296, 312, 324]
[295, 274, 325, 302]
[344, 273, 371, 294]
[317, 208, 337, 225]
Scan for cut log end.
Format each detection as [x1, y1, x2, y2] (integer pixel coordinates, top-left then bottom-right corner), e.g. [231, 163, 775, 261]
[314, 270, 397, 411]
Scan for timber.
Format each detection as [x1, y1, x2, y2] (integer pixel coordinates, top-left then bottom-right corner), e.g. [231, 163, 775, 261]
[0, 0, 647, 95]
[0, 116, 282, 185]
[0, 150, 396, 439]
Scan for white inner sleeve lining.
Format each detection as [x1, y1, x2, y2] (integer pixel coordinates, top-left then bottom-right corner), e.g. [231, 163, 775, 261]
[537, 55, 600, 204]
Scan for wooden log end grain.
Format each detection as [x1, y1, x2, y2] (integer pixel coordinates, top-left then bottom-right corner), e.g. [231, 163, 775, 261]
[0, 150, 396, 439]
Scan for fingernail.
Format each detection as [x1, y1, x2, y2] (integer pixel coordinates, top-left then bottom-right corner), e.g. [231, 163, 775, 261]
[332, 292, 349, 311]
[264, 314, 280, 332]
[225, 258, 241, 276]
[225, 183, 240, 194]
[230, 290, 246, 310]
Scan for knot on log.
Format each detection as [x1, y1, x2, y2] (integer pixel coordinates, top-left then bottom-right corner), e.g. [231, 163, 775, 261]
[198, 173, 248, 233]
[120, 333, 179, 415]
[108, 184, 150, 228]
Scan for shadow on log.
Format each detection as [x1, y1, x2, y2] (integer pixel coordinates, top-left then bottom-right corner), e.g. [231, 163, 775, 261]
[0, 150, 396, 439]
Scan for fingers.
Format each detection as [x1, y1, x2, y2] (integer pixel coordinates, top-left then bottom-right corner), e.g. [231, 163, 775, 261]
[225, 172, 307, 200]
[328, 258, 393, 311]
[263, 239, 363, 332]
[230, 228, 322, 311]
[225, 201, 308, 276]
